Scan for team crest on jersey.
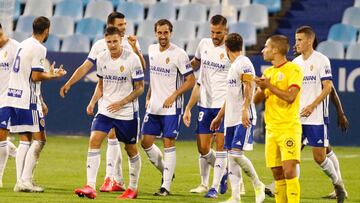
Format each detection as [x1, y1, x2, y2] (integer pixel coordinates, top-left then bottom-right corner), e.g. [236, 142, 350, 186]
[40, 59, 44, 66]
[310, 65, 314, 71]
[220, 53, 224, 60]
[40, 118, 45, 127]
[120, 65, 125, 72]
[277, 72, 284, 81]
[166, 57, 170, 64]
[284, 138, 295, 149]
[3, 51, 8, 59]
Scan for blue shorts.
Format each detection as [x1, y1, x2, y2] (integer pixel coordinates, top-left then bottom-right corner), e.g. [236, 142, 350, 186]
[141, 113, 181, 138]
[196, 106, 224, 134]
[302, 124, 329, 147]
[91, 114, 139, 144]
[0, 107, 45, 133]
[225, 124, 254, 151]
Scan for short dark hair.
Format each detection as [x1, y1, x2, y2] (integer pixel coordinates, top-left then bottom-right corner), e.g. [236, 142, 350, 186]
[210, 15, 227, 26]
[225, 33, 243, 52]
[105, 26, 121, 37]
[33, 16, 50, 35]
[107, 12, 125, 25]
[296, 25, 315, 39]
[154, 19, 173, 32]
[0, 23, 2, 29]
[269, 35, 290, 55]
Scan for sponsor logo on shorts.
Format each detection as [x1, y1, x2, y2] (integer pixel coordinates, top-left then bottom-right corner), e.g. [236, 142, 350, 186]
[40, 118, 45, 127]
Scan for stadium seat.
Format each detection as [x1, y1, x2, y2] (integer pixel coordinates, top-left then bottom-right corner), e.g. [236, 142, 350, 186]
[191, 0, 219, 8]
[186, 38, 202, 55]
[239, 4, 269, 29]
[355, 0, 360, 7]
[327, 23, 357, 48]
[127, 0, 156, 8]
[44, 34, 60, 52]
[137, 36, 154, 54]
[23, 0, 53, 18]
[61, 34, 91, 53]
[345, 43, 360, 60]
[84, 0, 114, 23]
[229, 22, 257, 47]
[147, 2, 176, 21]
[15, 15, 36, 34]
[316, 41, 344, 59]
[160, 0, 189, 8]
[342, 6, 360, 29]
[54, 0, 83, 22]
[172, 38, 185, 50]
[117, 2, 144, 25]
[14, 0, 21, 20]
[11, 32, 30, 42]
[126, 21, 135, 35]
[228, 0, 250, 10]
[137, 20, 156, 38]
[197, 22, 210, 38]
[253, 0, 281, 13]
[178, 3, 207, 25]
[75, 18, 105, 41]
[50, 16, 74, 39]
[172, 21, 196, 44]
[209, 5, 237, 23]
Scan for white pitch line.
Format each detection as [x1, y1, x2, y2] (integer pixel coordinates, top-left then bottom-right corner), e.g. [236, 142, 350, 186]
[302, 154, 360, 161]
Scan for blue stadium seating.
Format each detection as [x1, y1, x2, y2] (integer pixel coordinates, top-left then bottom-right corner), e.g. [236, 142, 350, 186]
[54, 0, 83, 22]
[50, 16, 75, 39]
[209, 5, 238, 23]
[147, 2, 176, 21]
[14, 0, 21, 20]
[75, 18, 105, 41]
[44, 34, 60, 52]
[197, 22, 210, 38]
[178, 4, 207, 25]
[160, 0, 189, 8]
[117, 2, 144, 25]
[316, 41, 344, 59]
[61, 34, 91, 53]
[239, 4, 269, 29]
[137, 36, 154, 54]
[192, 0, 219, 9]
[229, 22, 257, 46]
[128, 0, 156, 8]
[172, 21, 196, 44]
[15, 15, 36, 34]
[327, 23, 357, 48]
[23, 0, 53, 18]
[228, 0, 250, 11]
[342, 6, 360, 29]
[137, 20, 156, 39]
[11, 32, 30, 42]
[84, 0, 114, 23]
[253, 0, 281, 13]
[186, 38, 201, 55]
[345, 43, 360, 60]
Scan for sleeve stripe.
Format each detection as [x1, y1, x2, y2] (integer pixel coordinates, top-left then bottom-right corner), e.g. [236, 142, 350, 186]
[320, 76, 332, 81]
[96, 74, 103, 78]
[194, 57, 201, 61]
[183, 70, 193, 77]
[289, 84, 301, 90]
[31, 67, 44, 72]
[87, 57, 96, 65]
[133, 77, 144, 81]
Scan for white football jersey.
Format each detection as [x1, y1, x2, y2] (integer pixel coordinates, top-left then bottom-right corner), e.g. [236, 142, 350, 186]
[195, 38, 231, 108]
[96, 48, 144, 120]
[147, 43, 193, 115]
[0, 39, 19, 107]
[293, 51, 332, 125]
[225, 55, 257, 127]
[6, 37, 45, 110]
[88, 35, 141, 64]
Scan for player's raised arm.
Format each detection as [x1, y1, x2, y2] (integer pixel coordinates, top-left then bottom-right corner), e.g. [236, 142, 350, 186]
[127, 35, 146, 69]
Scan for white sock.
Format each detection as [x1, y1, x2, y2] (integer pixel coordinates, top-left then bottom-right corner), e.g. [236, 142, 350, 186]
[161, 147, 176, 191]
[320, 157, 339, 185]
[87, 149, 101, 189]
[105, 138, 119, 179]
[327, 150, 343, 182]
[21, 140, 45, 182]
[114, 144, 124, 183]
[211, 151, 227, 191]
[0, 141, 9, 184]
[7, 140, 17, 158]
[199, 150, 215, 187]
[229, 153, 242, 201]
[144, 144, 164, 173]
[296, 163, 300, 178]
[15, 141, 30, 181]
[128, 153, 141, 190]
[231, 150, 262, 187]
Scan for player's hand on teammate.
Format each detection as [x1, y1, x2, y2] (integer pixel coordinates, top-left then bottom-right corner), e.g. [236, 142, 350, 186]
[163, 94, 176, 108]
[107, 101, 125, 113]
[300, 104, 315, 117]
[183, 109, 191, 127]
[242, 109, 251, 128]
[210, 116, 222, 131]
[255, 76, 270, 89]
[86, 102, 95, 116]
[337, 113, 349, 133]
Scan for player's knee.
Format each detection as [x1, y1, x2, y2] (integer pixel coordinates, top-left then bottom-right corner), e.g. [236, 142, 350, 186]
[108, 128, 116, 139]
[313, 155, 325, 165]
[198, 147, 210, 155]
[125, 144, 138, 157]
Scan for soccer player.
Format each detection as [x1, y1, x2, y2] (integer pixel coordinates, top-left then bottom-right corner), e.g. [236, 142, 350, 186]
[183, 15, 232, 198]
[0, 23, 19, 188]
[74, 27, 144, 199]
[293, 26, 346, 202]
[0, 16, 67, 192]
[210, 33, 265, 203]
[141, 19, 195, 196]
[254, 35, 303, 203]
[60, 12, 145, 192]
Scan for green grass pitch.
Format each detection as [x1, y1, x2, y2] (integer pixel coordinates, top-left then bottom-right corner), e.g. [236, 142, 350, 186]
[0, 136, 359, 203]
